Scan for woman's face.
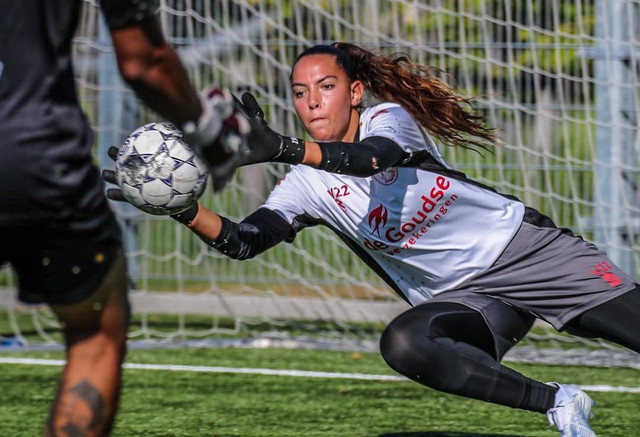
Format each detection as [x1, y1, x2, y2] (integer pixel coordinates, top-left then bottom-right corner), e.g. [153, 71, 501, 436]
[291, 54, 363, 142]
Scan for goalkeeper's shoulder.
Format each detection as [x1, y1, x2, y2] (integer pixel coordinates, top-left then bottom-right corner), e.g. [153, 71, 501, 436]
[360, 101, 407, 120]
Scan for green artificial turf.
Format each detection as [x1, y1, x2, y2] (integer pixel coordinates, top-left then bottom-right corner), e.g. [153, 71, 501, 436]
[1, 347, 639, 436]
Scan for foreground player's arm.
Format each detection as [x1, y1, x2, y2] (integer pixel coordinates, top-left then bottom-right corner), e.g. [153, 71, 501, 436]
[173, 205, 293, 260]
[237, 93, 408, 177]
[110, 17, 202, 127]
[106, 8, 249, 192]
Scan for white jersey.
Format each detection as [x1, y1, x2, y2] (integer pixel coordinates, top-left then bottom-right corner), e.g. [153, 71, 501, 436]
[263, 102, 525, 305]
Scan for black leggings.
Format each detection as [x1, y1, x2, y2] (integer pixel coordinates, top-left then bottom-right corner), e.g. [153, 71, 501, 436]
[379, 285, 640, 413]
[564, 286, 640, 353]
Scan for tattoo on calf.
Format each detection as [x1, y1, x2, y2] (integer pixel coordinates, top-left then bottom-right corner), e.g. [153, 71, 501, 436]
[50, 378, 106, 436]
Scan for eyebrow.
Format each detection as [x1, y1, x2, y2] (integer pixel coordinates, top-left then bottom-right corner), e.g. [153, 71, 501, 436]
[291, 74, 339, 88]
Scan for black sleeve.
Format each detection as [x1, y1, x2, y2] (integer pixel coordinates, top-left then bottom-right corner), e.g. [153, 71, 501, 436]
[316, 136, 409, 177]
[100, 0, 158, 30]
[208, 208, 294, 260]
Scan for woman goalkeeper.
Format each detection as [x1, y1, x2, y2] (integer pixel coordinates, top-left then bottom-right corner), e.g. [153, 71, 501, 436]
[105, 42, 640, 437]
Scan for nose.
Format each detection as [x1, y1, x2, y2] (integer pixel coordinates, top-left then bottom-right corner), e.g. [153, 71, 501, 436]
[308, 89, 320, 109]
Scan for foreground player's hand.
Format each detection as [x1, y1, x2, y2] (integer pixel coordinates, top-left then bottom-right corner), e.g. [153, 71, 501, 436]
[181, 88, 250, 192]
[234, 92, 306, 167]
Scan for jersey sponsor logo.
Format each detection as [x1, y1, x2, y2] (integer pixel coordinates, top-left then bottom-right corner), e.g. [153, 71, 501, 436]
[327, 184, 351, 213]
[368, 204, 388, 237]
[372, 167, 398, 185]
[590, 261, 622, 287]
[363, 176, 456, 254]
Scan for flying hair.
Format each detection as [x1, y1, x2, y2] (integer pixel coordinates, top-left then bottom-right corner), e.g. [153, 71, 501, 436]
[291, 42, 499, 151]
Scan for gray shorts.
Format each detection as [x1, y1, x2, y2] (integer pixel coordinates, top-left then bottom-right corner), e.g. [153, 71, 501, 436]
[433, 221, 636, 330]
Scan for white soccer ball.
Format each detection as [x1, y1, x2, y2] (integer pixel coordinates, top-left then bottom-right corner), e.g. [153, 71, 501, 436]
[115, 121, 209, 215]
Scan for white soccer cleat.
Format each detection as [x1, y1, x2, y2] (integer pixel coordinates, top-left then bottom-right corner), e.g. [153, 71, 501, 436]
[546, 383, 596, 437]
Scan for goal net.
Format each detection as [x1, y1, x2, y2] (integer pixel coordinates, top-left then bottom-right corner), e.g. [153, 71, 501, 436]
[2, 0, 639, 368]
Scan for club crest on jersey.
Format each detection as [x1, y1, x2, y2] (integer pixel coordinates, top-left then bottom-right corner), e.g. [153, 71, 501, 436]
[372, 167, 398, 185]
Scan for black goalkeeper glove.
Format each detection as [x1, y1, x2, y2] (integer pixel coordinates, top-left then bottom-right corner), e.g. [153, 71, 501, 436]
[101, 146, 127, 204]
[234, 92, 306, 167]
[101, 147, 199, 225]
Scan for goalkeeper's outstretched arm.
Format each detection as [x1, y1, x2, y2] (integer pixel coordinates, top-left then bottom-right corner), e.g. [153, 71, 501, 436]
[172, 204, 293, 260]
[236, 92, 409, 177]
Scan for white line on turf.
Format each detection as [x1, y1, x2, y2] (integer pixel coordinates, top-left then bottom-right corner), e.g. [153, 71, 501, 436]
[1, 357, 639, 392]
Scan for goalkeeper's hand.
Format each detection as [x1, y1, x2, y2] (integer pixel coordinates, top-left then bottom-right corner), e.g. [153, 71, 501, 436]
[101, 146, 127, 204]
[101, 147, 199, 225]
[234, 92, 306, 167]
[181, 87, 250, 192]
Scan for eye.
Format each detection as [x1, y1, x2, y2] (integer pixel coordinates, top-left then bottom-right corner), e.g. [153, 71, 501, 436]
[322, 83, 335, 90]
[293, 90, 306, 98]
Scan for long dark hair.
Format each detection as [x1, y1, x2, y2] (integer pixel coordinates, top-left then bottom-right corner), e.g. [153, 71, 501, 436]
[291, 43, 498, 150]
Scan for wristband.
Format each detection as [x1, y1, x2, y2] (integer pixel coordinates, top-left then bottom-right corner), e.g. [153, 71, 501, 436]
[277, 137, 306, 165]
[171, 203, 199, 226]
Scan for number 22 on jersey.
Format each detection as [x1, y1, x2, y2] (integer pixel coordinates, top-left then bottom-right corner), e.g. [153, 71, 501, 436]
[327, 184, 351, 214]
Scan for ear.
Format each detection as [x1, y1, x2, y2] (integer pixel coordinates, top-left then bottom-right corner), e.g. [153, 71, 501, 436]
[350, 80, 364, 106]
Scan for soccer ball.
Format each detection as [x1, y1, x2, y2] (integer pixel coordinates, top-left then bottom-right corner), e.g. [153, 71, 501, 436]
[115, 121, 209, 215]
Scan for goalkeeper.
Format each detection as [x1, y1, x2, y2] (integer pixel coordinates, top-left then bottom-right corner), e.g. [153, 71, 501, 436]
[0, 1, 249, 436]
[106, 42, 640, 437]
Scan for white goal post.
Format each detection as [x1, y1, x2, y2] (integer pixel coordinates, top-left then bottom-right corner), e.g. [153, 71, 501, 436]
[2, 0, 639, 367]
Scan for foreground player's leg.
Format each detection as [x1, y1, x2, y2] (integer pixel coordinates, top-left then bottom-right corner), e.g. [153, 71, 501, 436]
[45, 251, 130, 437]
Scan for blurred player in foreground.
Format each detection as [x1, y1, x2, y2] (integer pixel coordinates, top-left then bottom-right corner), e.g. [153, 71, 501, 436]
[0, 1, 246, 435]
[105, 42, 640, 437]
